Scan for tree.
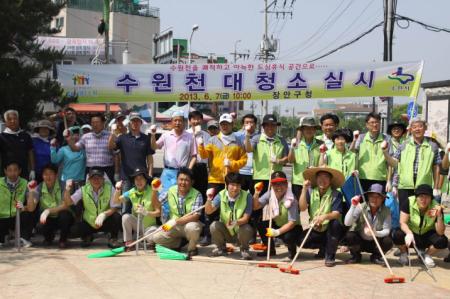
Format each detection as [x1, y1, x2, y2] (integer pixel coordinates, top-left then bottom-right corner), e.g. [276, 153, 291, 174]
[0, 0, 66, 127]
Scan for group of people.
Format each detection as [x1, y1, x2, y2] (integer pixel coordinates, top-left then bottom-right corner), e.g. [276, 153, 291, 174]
[0, 107, 449, 269]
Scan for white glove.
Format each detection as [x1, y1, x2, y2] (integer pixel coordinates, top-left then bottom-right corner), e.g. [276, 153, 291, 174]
[194, 125, 202, 135]
[162, 219, 177, 231]
[115, 180, 123, 190]
[353, 130, 360, 139]
[136, 204, 148, 216]
[380, 140, 388, 151]
[226, 220, 238, 230]
[385, 181, 392, 193]
[265, 228, 280, 237]
[405, 233, 415, 247]
[65, 179, 73, 191]
[198, 136, 204, 145]
[111, 123, 117, 131]
[15, 201, 24, 210]
[270, 154, 277, 164]
[224, 158, 230, 167]
[363, 224, 372, 237]
[206, 188, 215, 201]
[95, 212, 107, 227]
[149, 124, 157, 135]
[244, 124, 252, 133]
[433, 189, 441, 197]
[290, 138, 297, 148]
[40, 209, 51, 224]
[114, 173, 120, 183]
[63, 129, 71, 138]
[29, 170, 36, 181]
[50, 138, 58, 147]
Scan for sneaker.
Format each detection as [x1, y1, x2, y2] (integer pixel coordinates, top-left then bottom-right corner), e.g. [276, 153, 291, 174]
[199, 236, 211, 247]
[315, 248, 325, 259]
[81, 235, 94, 248]
[108, 238, 121, 249]
[423, 253, 435, 268]
[325, 256, 336, 267]
[210, 247, 227, 257]
[370, 254, 385, 265]
[393, 248, 401, 257]
[398, 252, 409, 266]
[20, 238, 32, 248]
[240, 249, 252, 260]
[345, 252, 362, 264]
[187, 249, 198, 259]
[124, 241, 135, 252]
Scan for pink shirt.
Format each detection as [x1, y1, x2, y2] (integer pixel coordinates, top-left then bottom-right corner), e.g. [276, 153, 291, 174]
[156, 130, 197, 168]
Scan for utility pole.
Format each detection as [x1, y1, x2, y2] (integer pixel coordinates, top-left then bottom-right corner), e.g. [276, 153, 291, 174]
[103, 0, 110, 64]
[384, 0, 395, 127]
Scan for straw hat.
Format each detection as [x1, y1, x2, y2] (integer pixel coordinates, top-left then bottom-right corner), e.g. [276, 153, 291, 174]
[303, 167, 345, 189]
[34, 120, 55, 133]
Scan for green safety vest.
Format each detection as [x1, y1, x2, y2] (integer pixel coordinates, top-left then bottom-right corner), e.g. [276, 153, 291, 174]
[0, 178, 27, 219]
[40, 182, 62, 218]
[309, 187, 334, 232]
[167, 185, 200, 220]
[349, 202, 391, 232]
[128, 185, 157, 228]
[292, 138, 321, 185]
[253, 134, 285, 180]
[273, 198, 299, 227]
[398, 138, 434, 189]
[358, 133, 388, 181]
[326, 147, 356, 179]
[219, 189, 248, 236]
[408, 196, 437, 235]
[81, 182, 112, 228]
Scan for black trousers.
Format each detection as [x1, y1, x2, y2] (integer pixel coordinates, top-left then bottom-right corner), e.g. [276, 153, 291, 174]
[73, 212, 121, 240]
[86, 166, 115, 184]
[192, 163, 208, 201]
[345, 231, 393, 256]
[300, 219, 344, 258]
[240, 174, 254, 194]
[257, 220, 302, 253]
[398, 189, 415, 206]
[392, 228, 448, 250]
[37, 210, 74, 242]
[292, 184, 303, 200]
[360, 179, 386, 193]
[0, 211, 34, 242]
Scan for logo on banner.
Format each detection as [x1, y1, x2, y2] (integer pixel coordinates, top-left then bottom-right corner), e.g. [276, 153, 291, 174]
[72, 74, 90, 86]
[388, 67, 414, 85]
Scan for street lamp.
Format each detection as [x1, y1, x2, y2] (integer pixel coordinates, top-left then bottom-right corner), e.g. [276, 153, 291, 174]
[188, 24, 199, 64]
[234, 39, 241, 63]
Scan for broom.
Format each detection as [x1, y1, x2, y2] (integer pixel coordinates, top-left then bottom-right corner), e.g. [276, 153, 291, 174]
[88, 205, 205, 258]
[355, 175, 405, 283]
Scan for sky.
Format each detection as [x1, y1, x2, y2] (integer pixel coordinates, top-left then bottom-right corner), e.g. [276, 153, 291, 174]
[150, 0, 450, 113]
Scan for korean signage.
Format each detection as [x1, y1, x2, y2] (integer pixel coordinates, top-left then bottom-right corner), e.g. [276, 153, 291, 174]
[38, 36, 104, 56]
[57, 61, 423, 103]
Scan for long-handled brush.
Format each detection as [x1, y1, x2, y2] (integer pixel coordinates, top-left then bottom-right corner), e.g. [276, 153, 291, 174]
[88, 205, 205, 258]
[355, 175, 405, 283]
[15, 204, 21, 252]
[413, 243, 437, 282]
[279, 202, 326, 275]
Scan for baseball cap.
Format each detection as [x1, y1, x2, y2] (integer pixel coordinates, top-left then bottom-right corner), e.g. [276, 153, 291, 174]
[415, 184, 433, 197]
[130, 168, 148, 179]
[262, 114, 281, 126]
[207, 120, 219, 129]
[115, 111, 126, 120]
[88, 168, 104, 178]
[129, 112, 143, 122]
[298, 116, 320, 129]
[81, 124, 92, 131]
[219, 113, 233, 124]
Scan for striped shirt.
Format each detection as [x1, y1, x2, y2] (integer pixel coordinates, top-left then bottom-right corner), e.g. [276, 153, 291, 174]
[76, 130, 114, 167]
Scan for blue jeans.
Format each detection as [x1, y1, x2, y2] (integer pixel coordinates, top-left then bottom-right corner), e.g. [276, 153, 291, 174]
[160, 168, 179, 222]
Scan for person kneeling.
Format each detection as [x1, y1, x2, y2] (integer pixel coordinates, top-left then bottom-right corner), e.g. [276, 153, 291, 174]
[344, 184, 392, 265]
[64, 168, 122, 248]
[27, 164, 74, 248]
[113, 168, 161, 251]
[254, 171, 302, 260]
[299, 167, 345, 267]
[393, 184, 448, 267]
[206, 172, 254, 260]
[150, 168, 203, 258]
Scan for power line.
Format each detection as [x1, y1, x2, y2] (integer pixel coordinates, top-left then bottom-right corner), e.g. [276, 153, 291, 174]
[307, 21, 383, 62]
[395, 14, 450, 33]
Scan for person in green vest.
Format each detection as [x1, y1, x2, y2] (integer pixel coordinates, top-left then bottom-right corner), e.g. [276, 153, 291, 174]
[113, 168, 161, 251]
[317, 113, 340, 149]
[383, 118, 441, 205]
[151, 167, 203, 258]
[299, 167, 345, 267]
[288, 116, 324, 199]
[27, 163, 74, 248]
[319, 128, 356, 179]
[393, 184, 447, 267]
[343, 184, 393, 265]
[0, 161, 33, 247]
[350, 112, 389, 192]
[253, 171, 302, 260]
[63, 168, 122, 248]
[206, 172, 253, 260]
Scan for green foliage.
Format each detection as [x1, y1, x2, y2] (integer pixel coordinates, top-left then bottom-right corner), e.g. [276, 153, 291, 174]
[0, 0, 68, 126]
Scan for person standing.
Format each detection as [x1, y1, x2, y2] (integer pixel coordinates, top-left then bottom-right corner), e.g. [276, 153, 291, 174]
[55, 107, 82, 146]
[235, 114, 258, 194]
[32, 120, 55, 182]
[317, 113, 340, 149]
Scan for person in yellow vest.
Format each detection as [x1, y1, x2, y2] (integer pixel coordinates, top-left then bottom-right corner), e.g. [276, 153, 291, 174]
[383, 118, 441, 204]
[206, 172, 253, 260]
[151, 167, 203, 258]
[27, 164, 74, 248]
[344, 184, 393, 265]
[0, 161, 33, 247]
[319, 128, 356, 179]
[253, 171, 302, 260]
[393, 184, 447, 267]
[299, 167, 345, 267]
[317, 113, 340, 149]
[288, 116, 324, 199]
[351, 112, 390, 192]
[113, 168, 161, 251]
[63, 168, 122, 248]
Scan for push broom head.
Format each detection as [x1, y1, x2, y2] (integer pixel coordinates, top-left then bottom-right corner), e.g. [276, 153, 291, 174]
[156, 244, 188, 260]
[279, 265, 300, 275]
[384, 275, 405, 283]
[87, 246, 125, 258]
[257, 263, 278, 268]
